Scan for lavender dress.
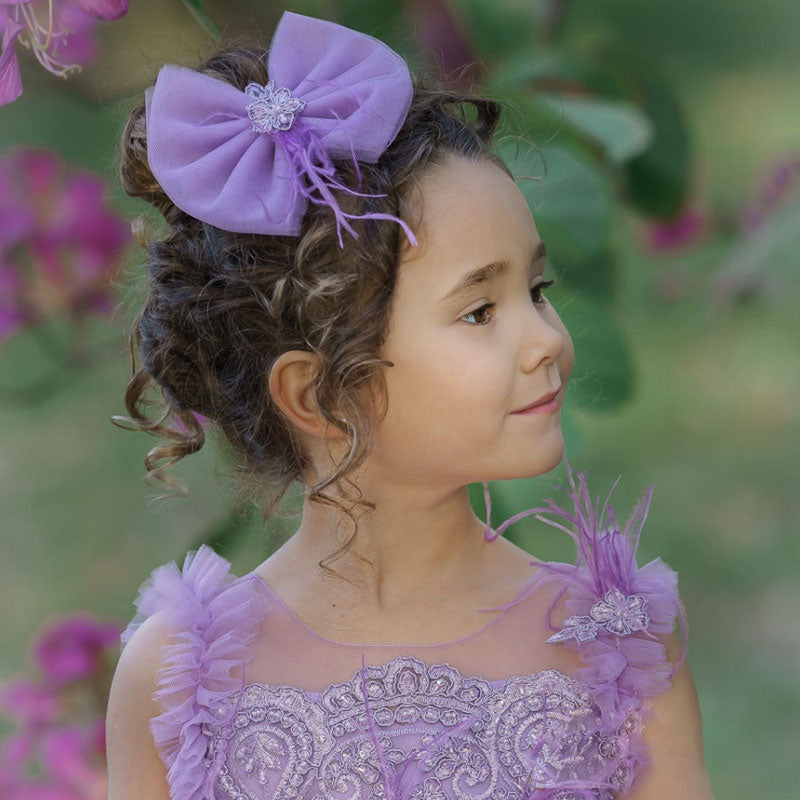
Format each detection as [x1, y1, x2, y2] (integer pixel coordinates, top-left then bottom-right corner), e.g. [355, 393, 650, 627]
[120, 468, 687, 800]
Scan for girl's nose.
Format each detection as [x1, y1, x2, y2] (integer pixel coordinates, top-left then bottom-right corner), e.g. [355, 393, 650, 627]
[520, 306, 565, 372]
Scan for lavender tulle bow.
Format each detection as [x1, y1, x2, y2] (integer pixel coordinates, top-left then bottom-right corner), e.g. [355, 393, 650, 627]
[144, 11, 419, 249]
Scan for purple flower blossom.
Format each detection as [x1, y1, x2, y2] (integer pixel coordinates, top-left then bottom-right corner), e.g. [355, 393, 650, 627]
[47, 1, 102, 67]
[644, 206, 707, 252]
[68, 0, 127, 20]
[0, 147, 131, 345]
[32, 614, 122, 686]
[0, 680, 61, 726]
[0, 615, 116, 799]
[0, 722, 108, 800]
[40, 724, 108, 798]
[0, 6, 26, 105]
[0, 0, 129, 105]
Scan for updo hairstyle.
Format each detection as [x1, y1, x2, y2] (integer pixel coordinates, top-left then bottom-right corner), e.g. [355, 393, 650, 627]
[115, 39, 511, 586]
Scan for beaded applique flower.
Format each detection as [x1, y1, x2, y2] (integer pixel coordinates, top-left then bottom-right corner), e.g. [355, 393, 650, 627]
[546, 586, 651, 643]
[244, 79, 306, 133]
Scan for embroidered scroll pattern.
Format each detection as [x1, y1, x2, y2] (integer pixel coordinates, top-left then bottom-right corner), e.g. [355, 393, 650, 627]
[200, 656, 638, 800]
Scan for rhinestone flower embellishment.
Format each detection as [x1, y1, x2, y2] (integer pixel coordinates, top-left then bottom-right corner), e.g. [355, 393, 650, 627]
[244, 80, 306, 134]
[547, 587, 650, 643]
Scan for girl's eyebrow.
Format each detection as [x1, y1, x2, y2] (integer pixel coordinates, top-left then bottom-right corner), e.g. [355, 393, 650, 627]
[437, 241, 547, 306]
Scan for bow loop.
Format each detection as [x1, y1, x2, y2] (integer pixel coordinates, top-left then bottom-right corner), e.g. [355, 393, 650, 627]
[267, 11, 414, 160]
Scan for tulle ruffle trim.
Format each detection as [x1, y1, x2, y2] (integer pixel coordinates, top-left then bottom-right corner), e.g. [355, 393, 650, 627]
[119, 545, 270, 800]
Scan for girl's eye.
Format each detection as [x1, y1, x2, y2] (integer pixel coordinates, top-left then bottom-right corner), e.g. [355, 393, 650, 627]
[460, 279, 557, 326]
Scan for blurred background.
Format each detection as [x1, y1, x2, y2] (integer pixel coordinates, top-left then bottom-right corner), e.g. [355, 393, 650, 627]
[1, 0, 798, 797]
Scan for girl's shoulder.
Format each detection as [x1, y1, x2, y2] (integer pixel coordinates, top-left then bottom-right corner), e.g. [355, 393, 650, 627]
[513, 466, 689, 741]
[119, 545, 270, 798]
[494, 466, 690, 795]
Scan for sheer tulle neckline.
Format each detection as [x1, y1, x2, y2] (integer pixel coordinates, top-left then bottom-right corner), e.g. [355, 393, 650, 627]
[247, 565, 543, 649]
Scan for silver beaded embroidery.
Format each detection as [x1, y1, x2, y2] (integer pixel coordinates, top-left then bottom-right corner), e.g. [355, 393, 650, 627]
[244, 80, 306, 134]
[200, 655, 626, 800]
[546, 587, 650, 644]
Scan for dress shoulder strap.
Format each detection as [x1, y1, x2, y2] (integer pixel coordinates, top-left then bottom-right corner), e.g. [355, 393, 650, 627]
[492, 460, 689, 795]
[120, 544, 270, 800]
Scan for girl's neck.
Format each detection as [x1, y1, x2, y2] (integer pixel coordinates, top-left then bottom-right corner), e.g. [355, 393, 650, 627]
[265, 486, 501, 614]
[252, 533, 538, 646]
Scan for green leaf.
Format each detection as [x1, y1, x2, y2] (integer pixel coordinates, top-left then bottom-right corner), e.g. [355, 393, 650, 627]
[496, 139, 613, 265]
[623, 72, 691, 218]
[537, 94, 654, 165]
[488, 48, 632, 100]
[455, 0, 539, 59]
[580, 39, 691, 218]
[330, 0, 422, 65]
[556, 246, 619, 308]
[553, 292, 634, 412]
[0, 89, 122, 178]
[181, 0, 222, 41]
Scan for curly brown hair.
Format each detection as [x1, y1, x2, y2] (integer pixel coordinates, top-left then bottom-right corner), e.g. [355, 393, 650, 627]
[113, 40, 514, 588]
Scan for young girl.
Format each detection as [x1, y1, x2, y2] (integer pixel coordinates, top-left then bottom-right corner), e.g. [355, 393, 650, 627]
[105, 11, 713, 800]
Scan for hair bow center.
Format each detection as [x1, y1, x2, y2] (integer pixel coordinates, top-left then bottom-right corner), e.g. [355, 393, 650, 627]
[244, 79, 306, 134]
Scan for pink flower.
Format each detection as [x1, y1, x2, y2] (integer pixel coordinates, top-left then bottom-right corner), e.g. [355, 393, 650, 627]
[0, 147, 131, 345]
[0, 160, 36, 250]
[0, 727, 36, 764]
[0, 1, 129, 105]
[0, 680, 61, 726]
[643, 206, 708, 252]
[47, 2, 101, 67]
[5, 786, 86, 800]
[0, 612, 118, 800]
[0, 720, 109, 799]
[41, 725, 108, 800]
[32, 615, 122, 686]
[0, 5, 26, 106]
[68, 0, 127, 20]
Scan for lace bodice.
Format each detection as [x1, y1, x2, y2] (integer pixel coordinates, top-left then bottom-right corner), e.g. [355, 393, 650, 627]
[201, 654, 630, 800]
[118, 467, 687, 800]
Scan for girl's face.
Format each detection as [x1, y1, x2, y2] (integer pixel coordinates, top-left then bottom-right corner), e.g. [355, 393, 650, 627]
[370, 152, 574, 487]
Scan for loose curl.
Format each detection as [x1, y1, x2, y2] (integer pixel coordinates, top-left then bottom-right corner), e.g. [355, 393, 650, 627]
[114, 39, 513, 589]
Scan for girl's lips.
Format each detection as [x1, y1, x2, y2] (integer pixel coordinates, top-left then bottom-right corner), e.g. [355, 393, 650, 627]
[512, 396, 561, 415]
[512, 386, 562, 414]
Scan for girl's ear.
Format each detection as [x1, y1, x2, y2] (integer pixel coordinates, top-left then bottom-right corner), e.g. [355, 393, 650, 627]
[268, 350, 344, 440]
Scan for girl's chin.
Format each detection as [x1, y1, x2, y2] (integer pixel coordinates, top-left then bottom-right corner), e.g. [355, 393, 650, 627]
[524, 433, 566, 474]
[485, 448, 567, 483]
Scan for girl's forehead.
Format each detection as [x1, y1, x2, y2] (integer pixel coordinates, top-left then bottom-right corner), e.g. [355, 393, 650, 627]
[397, 159, 539, 292]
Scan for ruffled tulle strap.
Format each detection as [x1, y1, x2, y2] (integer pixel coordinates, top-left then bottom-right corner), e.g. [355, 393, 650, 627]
[479, 457, 689, 795]
[119, 544, 270, 800]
